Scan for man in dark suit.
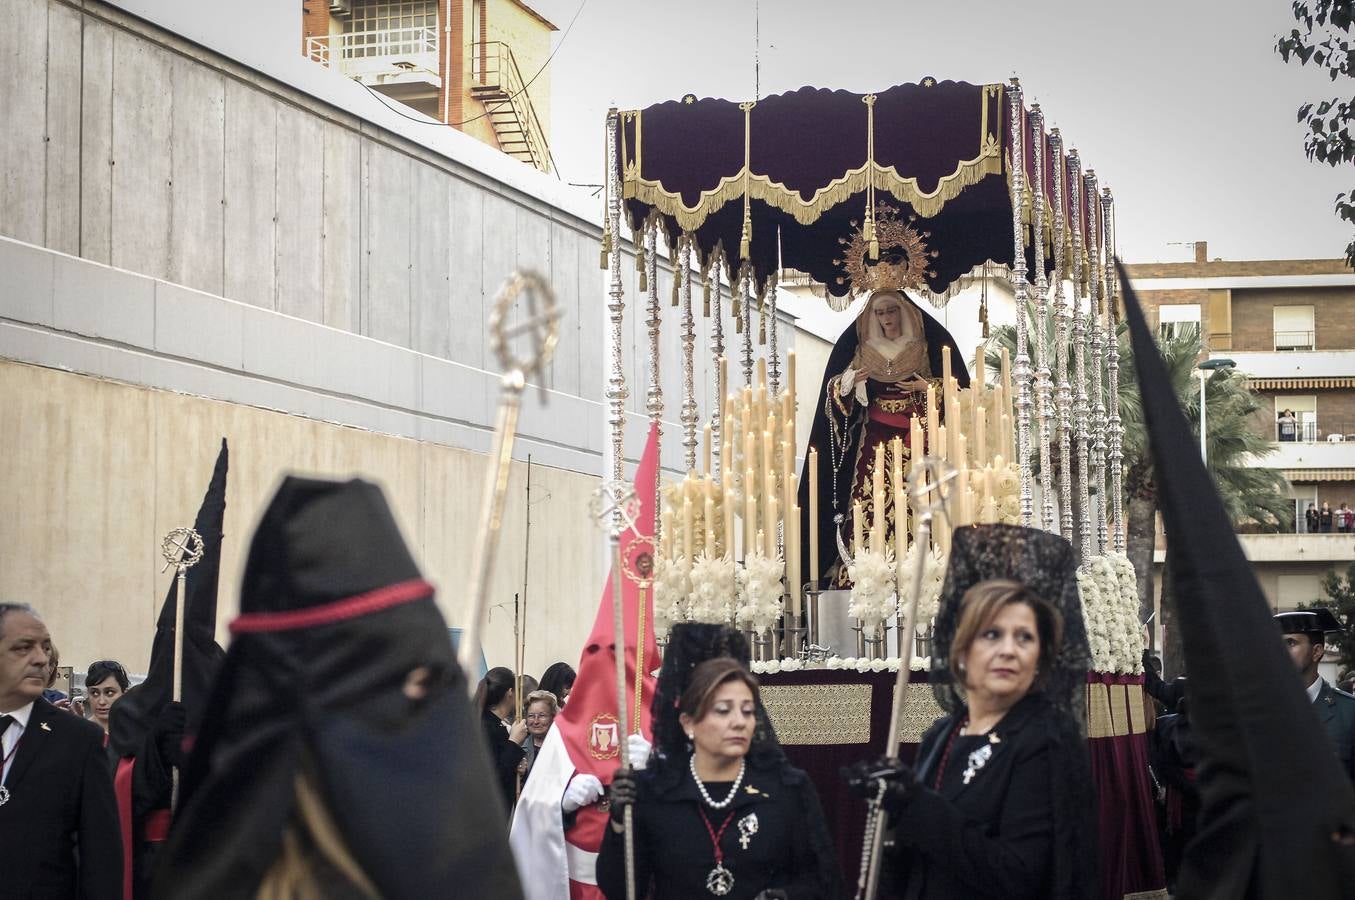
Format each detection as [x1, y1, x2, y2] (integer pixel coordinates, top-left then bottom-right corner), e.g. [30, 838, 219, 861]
[1276, 609, 1355, 780]
[0, 603, 121, 899]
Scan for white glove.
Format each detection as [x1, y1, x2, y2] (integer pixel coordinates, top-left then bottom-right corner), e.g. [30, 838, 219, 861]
[627, 733, 652, 771]
[561, 774, 604, 813]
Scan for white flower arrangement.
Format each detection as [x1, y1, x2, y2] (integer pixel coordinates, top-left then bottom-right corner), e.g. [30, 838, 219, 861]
[820, 655, 931, 672]
[1078, 553, 1147, 674]
[847, 548, 898, 631]
[735, 552, 786, 630]
[900, 542, 946, 626]
[652, 554, 691, 638]
[992, 465, 1022, 525]
[688, 552, 737, 624]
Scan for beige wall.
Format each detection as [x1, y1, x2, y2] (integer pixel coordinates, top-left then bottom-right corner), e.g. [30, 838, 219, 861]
[486, 0, 552, 141]
[0, 360, 605, 680]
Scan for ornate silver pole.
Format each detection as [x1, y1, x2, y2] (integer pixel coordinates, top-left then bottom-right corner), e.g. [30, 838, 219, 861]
[1102, 188, 1125, 553]
[1067, 150, 1093, 562]
[1083, 169, 1108, 555]
[1028, 105, 1056, 533]
[1050, 130, 1074, 543]
[680, 236, 699, 473]
[605, 110, 629, 486]
[1005, 80, 1034, 526]
[644, 221, 664, 546]
[602, 109, 635, 900]
[709, 256, 726, 480]
[741, 265, 755, 386]
[767, 277, 781, 396]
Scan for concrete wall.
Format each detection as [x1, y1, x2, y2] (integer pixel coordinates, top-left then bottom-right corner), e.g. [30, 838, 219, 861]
[0, 0, 798, 676]
[0, 358, 604, 678]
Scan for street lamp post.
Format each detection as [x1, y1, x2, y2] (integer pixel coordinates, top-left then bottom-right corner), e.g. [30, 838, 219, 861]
[1197, 357, 1236, 464]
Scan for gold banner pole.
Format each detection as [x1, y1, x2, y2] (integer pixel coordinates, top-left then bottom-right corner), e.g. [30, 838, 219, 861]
[859, 459, 956, 900]
[160, 526, 204, 810]
[459, 272, 561, 687]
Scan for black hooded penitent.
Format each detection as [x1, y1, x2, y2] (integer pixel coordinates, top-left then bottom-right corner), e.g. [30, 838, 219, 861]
[153, 476, 523, 900]
[1119, 261, 1355, 897]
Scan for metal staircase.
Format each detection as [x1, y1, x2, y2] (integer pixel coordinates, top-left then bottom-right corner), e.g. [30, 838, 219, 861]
[470, 41, 554, 175]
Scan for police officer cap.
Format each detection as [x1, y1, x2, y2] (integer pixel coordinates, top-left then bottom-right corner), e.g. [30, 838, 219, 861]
[1273, 608, 1342, 636]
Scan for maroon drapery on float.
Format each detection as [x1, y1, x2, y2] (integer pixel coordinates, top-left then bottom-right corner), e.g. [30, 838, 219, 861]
[760, 669, 1167, 899]
[1086, 672, 1167, 900]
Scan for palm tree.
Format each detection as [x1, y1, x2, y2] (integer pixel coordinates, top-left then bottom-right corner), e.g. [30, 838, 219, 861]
[981, 310, 1292, 674]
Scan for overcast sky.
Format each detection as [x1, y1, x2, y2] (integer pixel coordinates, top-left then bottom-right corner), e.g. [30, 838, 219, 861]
[115, 0, 1352, 264]
[527, 0, 1352, 264]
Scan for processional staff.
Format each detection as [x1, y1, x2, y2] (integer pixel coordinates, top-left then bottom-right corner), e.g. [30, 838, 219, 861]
[459, 272, 561, 684]
[858, 457, 958, 900]
[160, 525, 204, 809]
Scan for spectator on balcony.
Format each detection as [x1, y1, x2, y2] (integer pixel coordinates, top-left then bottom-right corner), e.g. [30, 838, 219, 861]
[1320, 501, 1335, 533]
[1278, 408, 1298, 442]
[1340, 503, 1353, 533]
[1306, 503, 1320, 534]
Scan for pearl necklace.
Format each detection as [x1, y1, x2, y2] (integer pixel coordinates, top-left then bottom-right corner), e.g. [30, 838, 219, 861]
[689, 755, 746, 810]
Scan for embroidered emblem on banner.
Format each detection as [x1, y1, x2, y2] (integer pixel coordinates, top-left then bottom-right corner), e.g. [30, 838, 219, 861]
[589, 713, 621, 759]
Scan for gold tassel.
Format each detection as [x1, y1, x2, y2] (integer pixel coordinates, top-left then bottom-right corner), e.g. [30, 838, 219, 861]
[599, 231, 611, 270]
[732, 296, 741, 320]
[739, 204, 752, 260]
[671, 272, 680, 307]
[759, 317, 767, 345]
[637, 243, 647, 293]
[703, 278, 711, 317]
[735, 312, 743, 334]
[864, 207, 879, 261]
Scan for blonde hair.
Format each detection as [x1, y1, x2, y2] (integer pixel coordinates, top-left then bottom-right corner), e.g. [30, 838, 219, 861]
[525, 690, 559, 715]
[255, 771, 379, 900]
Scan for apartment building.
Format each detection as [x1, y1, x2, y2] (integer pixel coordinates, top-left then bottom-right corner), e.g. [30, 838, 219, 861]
[1126, 242, 1355, 617]
[301, 0, 556, 172]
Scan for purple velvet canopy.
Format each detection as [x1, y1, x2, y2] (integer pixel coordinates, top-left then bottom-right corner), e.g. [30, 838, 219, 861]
[615, 79, 1092, 301]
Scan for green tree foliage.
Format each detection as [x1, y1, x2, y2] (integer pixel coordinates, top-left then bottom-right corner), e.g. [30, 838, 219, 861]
[1305, 563, 1355, 674]
[1276, 0, 1355, 266]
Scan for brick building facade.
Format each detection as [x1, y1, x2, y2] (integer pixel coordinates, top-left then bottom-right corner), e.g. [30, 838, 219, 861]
[1125, 243, 1355, 619]
[300, 0, 555, 172]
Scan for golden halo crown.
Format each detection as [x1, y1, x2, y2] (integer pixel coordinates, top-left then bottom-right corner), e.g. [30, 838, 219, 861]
[833, 204, 938, 300]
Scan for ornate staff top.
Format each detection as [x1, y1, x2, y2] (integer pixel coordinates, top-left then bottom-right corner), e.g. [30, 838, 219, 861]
[160, 527, 204, 573]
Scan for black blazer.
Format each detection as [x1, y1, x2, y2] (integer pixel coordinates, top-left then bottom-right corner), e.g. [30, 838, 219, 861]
[479, 708, 525, 812]
[597, 755, 842, 900]
[888, 693, 1096, 900]
[0, 697, 122, 900]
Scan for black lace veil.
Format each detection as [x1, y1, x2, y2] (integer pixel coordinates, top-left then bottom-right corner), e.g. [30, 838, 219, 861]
[650, 623, 785, 772]
[930, 524, 1091, 725]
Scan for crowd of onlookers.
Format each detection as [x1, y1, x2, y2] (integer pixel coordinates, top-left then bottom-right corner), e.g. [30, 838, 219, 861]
[1303, 501, 1355, 533]
[474, 661, 576, 809]
[41, 646, 135, 737]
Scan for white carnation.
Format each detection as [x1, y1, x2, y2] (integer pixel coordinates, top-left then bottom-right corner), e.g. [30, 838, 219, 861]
[735, 552, 786, 630]
[688, 553, 737, 624]
[652, 555, 692, 637]
[848, 549, 898, 627]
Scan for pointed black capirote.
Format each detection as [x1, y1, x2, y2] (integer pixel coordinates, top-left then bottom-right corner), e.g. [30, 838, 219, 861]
[1118, 260, 1355, 897]
[108, 438, 228, 758]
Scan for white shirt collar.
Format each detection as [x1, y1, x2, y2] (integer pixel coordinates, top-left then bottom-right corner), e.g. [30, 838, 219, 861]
[1307, 675, 1325, 704]
[0, 701, 34, 727]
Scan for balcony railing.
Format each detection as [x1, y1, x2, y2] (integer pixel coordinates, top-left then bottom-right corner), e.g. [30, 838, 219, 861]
[306, 27, 440, 84]
[470, 40, 555, 174]
[1275, 420, 1355, 443]
[1275, 330, 1316, 351]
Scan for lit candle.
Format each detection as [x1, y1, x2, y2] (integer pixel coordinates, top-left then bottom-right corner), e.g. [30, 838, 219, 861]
[909, 415, 923, 477]
[808, 448, 820, 586]
[942, 345, 952, 386]
[763, 431, 775, 503]
[723, 412, 735, 483]
[853, 499, 865, 558]
[938, 424, 947, 466]
[1000, 413, 1012, 461]
[703, 423, 712, 475]
[705, 493, 716, 558]
[766, 494, 779, 558]
[683, 496, 694, 560]
[975, 343, 986, 394]
[765, 473, 778, 555]
[957, 433, 968, 469]
[926, 385, 938, 456]
[873, 442, 885, 506]
[975, 405, 987, 468]
[718, 356, 728, 412]
[745, 467, 758, 556]
[787, 350, 797, 407]
[724, 488, 737, 560]
[788, 504, 801, 617]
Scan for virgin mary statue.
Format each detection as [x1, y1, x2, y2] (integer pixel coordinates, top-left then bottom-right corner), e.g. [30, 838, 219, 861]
[798, 217, 969, 588]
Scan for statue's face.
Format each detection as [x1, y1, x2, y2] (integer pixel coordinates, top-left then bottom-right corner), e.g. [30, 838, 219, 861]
[874, 299, 904, 339]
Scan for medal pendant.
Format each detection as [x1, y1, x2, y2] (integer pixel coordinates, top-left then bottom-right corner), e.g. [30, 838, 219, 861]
[0, 785, 9, 806]
[706, 863, 734, 896]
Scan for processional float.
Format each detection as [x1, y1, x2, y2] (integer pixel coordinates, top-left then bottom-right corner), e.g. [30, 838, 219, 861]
[596, 78, 1164, 900]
